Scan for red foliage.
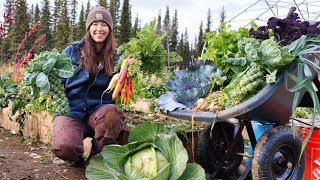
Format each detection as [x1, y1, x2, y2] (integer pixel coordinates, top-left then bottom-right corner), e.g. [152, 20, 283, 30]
[12, 22, 46, 83]
[0, 4, 12, 36]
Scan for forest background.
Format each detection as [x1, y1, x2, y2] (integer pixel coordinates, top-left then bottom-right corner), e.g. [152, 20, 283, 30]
[0, 0, 225, 68]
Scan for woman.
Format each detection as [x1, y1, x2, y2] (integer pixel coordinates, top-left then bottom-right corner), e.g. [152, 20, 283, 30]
[51, 6, 125, 167]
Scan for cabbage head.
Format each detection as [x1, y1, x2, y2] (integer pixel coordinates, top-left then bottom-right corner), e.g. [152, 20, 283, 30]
[124, 147, 170, 179]
[85, 122, 205, 180]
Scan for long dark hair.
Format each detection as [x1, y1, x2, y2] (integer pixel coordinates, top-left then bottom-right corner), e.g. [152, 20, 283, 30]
[80, 31, 116, 76]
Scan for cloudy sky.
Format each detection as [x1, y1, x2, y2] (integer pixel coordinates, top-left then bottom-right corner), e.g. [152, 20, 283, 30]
[1, 0, 319, 42]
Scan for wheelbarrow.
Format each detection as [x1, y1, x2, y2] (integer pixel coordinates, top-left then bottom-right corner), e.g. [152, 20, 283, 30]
[161, 53, 320, 179]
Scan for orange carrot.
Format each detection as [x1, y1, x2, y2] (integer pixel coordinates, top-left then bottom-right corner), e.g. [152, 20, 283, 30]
[112, 80, 125, 100]
[121, 88, 126, 103]
[104, 73, 120, 93]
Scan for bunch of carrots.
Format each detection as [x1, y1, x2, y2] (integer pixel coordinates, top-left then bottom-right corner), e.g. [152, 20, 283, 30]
[104, 55, 135, 105]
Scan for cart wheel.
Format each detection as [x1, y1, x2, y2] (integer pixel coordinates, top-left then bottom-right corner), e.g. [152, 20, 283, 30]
[251, 126, 305, 180]
[196, 122, 244, 179]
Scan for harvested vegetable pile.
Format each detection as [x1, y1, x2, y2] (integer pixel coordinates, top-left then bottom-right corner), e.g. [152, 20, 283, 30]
[157, 12, 320, 114]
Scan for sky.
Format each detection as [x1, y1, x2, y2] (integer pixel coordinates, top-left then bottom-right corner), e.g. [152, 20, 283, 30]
[1, 0, 320, 44]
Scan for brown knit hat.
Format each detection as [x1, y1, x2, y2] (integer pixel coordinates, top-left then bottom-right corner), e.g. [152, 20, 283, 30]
[86, 6, 113, 31]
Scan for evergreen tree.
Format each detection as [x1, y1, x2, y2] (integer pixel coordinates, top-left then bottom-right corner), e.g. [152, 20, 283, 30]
[33, 4, 40, 24]
[205, 8, 212, 34]
[118, 0, 132, 45]
[197, 21, 204, 57]
[192, 35, 197, 58]
[109, 0, 120, 40]
[54, 0, 69, 51]
[1, 0, 13, 62]
[52, 0, 61, 34]
[70, 0, 77, 25]
[170, 9, 178, 52]
[177, 33, 184, 58]
[68, 0, 78, 43]
[85, 0, 91, 20]
[155, 10, 162, 35]
[162, 6, 170, 50]
[38, 0, 53, 52]
[76, 3, 86, 39]
[220, 6, 227, 22]
[182, 28, 191, 67]
[9, 0, 29, 56]
[131, 13, 139, 37]
[28, 3, 39, 53]
[29, 4, 34, 25]
[98, 0, 108, 7]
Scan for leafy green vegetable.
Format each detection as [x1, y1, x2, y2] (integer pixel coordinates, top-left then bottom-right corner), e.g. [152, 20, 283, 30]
[259, 38, 295, 72]
[283, 35, 320, 162]
[116, 20, 166, 77]
[199, 21, 250, 82]
[157, 60, 222, 112]
[23, 49, 75, 115]
[85, 122, 205, 180]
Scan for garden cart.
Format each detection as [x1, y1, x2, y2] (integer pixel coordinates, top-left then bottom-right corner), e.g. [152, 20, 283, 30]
[161, 52, 320, 179]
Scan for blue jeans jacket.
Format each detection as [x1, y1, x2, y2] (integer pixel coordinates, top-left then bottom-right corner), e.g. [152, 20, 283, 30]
[61, 40, 120, 121]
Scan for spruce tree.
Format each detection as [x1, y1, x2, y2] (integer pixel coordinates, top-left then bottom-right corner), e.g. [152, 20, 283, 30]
[155, 10, 162, 35]
[54, 0, 69, 51]
[177, 33, 184, 58]
[9, 0, 29, 57]
[70, 0, 77, 25]
[38, 0, 52, 52]
[220, 6, 227, 22]
[205, 8, 212, 34]
[28, 4, 39, 53]
[131, 13, 139, 37]
[197, 21, 204, 57]
[182, 28, 191, 67]
[0, 0, 13, 62]
[68, 0, 78, 43]
[162, 6, 170, 50]
[85, 0, 91, 20]
[98, 0, 108, 7]
[29, 4, 34, 25]
[76, 4, 86, 40]
[118, 0, 132, 45]
[192, 35, 197, 58]
[109, 0, 120, 40]
[33, 4, 40, 24]
[170, 9, 178, 52]
[52, 0, 61, 34]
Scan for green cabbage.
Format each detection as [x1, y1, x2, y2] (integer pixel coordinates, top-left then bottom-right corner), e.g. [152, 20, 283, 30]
[124, 147, 170, 179]
[85, 122, 205, 180]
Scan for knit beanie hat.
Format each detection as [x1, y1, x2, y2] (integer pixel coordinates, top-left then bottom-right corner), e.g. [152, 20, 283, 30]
[86, 6, 113, 31]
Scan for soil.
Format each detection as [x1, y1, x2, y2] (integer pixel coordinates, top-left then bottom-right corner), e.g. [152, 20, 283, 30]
[0, 126, 86, 180]
[0, 111, 207, 180]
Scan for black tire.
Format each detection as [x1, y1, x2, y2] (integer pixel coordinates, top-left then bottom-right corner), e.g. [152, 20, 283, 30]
[251, 126, 305, 180]
[196, 122, 244, 179]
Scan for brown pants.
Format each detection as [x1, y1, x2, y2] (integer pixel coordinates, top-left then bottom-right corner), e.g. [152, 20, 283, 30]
[51, 104, 125, 162]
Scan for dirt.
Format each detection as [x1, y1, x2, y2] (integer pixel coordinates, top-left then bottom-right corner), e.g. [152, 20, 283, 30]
[0, 126, 86, 180]
[0, 111, 206, 180]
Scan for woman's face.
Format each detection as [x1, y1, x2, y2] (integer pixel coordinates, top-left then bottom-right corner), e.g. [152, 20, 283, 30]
[89, 21, 110, 45]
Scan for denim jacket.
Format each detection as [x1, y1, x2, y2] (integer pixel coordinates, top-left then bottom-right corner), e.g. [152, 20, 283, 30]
[62, 40, 120, 121]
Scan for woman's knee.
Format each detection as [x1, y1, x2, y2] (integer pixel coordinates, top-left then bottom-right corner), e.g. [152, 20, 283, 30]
[51, 115, 84, 162]
[89, 104, 125, 139]
[51, 142, 83, 162]
[92, 104, 125, 128]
